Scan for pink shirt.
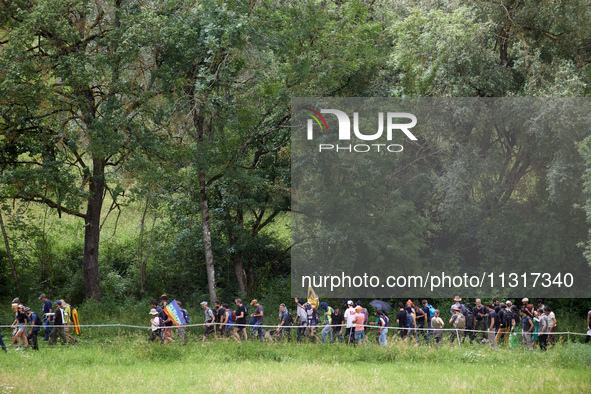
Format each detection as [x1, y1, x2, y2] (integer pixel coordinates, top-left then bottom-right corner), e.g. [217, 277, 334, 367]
[354, 313, 365, 331]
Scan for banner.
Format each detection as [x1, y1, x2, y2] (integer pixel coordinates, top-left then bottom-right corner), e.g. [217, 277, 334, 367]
[163, 300, 186, 326]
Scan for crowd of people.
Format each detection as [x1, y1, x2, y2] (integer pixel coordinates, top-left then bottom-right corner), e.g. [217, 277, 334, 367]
[2, 293, 589, 352]
[150, 294, 588, 350]
[0, 294, 78, 352]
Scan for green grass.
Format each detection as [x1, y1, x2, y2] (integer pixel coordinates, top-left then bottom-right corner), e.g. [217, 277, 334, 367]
[1, 334, 590, 393]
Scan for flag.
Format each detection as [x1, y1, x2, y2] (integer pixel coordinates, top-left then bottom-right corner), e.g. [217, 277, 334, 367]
[72, 308, 81, 335]
[307, 286, 319, 309]
[164, 299, 186, 326]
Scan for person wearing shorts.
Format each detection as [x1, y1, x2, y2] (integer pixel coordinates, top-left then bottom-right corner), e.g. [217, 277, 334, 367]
[12, 304, 28, 350]
[201, 301, 215, 343]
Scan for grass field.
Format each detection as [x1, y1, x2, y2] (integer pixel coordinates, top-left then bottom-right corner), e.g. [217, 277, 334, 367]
[1, 333, 590, 393]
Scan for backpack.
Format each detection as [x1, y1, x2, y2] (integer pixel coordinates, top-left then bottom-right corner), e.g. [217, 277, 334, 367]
[427, 304, 436, 318]
[504, 310, 513, 327]
[312, 308, 319, 324]
[158, 310, 167, 327]
[464, 309, 474, 328]
[381, 314, 389, 328]
[453, 313, 466, 329]
[498, 310, 508, 327]
[286, 312, 294, 325]
[182, 309, 191, 324]
[229, 310, 237, 322]
[405, 311, 413, 328]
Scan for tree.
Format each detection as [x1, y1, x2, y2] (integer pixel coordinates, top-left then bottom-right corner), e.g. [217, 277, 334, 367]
[0, 0, 164, 300]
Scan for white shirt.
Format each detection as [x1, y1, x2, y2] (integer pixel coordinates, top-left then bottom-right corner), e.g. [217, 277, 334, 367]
[297, 305, 307, 327]
[548, 311, 556, 328]
[344, 307, 357, 328]
[151, 316, 160, 331]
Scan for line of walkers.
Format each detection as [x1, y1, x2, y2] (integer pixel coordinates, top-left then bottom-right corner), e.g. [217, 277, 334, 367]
[0, 294, 78, 352]
[189, 295, 566, 350]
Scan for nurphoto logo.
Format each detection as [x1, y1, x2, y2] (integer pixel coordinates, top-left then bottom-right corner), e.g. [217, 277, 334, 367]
[305, 107, 417, 153]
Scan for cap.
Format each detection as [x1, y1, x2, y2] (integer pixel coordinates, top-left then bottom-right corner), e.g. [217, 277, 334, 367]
[250, 299, 258, 306]
[434, 309, 440, 314]
[55, 300, 62, 305]
[200, 301, 208, 307]
[355, 306, 362, 311]
[319, 302, 328, 311]
[452, 305, 460, 311]
[149, 308, 158, 315]
[522, 298, 529, 302]
[347, 300, 354, 306]
[12, 298, 20, 303]
[24, 307, 31, 312]
[38, 294, 46, 300]
[536, 299, 543, 304]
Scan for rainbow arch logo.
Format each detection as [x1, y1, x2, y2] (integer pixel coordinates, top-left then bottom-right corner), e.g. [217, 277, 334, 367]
[305, 107, 328, 131]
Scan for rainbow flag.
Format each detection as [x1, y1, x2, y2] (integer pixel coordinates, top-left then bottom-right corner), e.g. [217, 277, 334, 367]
[163, 299, 186, 326]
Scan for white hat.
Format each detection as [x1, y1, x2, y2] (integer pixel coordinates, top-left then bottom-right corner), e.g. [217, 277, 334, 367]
[149, 308, 158, 315]
[347, 300, 354, 306]
[522, 298, 529, 302]
[200, 301, 208, 307]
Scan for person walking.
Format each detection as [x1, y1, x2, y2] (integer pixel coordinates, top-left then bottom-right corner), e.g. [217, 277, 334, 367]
[485, 303, 498, 350]
[344, 301, 357, 344]
[148, 309, 163, 342]
[48, 301, 67, 346]
[538, 308, 549, 351]
[25, 307, 41, 350]
[250, 299, 264, 341]
[39, 294, 53, 341]
[449, 305, 465, 346]
[532, 310, 540, 351]
[277, 303, 291, 341]
[295, 297, 307, 343]
[376, 310, 389, 347]
[234, 298, 248, 341]
[395, 302, 408, 340]
[319, 302, 334, 344]
[201, 301, 215, 343]
[12, 304, 28, 350]
[431, 310, 444, 346]
[330, 306, 344, 344]
[520, 308, 533, 350]
[546, 306, 557, 346]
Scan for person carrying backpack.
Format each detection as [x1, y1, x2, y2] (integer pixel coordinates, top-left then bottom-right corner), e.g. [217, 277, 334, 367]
[319, 302, 334, 344]
[200, 301, 215, 343]
[176, 301, 189, 343]
[234, 298, 248, 341]
[148, 309, 164, 343]
[462, 302, 475, 344]
[305, 302, 318, 342]
[278, 303, 291, 341]
[449, 305, 465, 346]
[431, 310, 444, 346]
[376, 310, 389, 347]
[495, 303, 510, 345]
[25, 307, 41, 350]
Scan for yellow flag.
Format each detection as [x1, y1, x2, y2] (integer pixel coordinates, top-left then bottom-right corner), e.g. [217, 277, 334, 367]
[307, 286, 319, 309]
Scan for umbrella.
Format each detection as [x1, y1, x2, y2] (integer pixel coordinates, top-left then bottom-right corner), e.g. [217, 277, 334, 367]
[369, 299, 393, 311]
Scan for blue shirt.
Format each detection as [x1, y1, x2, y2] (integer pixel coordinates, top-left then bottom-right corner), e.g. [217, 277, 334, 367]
[423, 306, 431, 323]
[43, 299, 52, 314]
[29, 312, 41, 332]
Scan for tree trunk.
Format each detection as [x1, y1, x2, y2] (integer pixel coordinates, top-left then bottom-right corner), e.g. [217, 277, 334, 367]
[141, 214, 157, 290]
[198, 173, 218, 303]
[83, 157, 105, 301]
[233, 256, 247, 297]
[0, 211, 21, 295]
